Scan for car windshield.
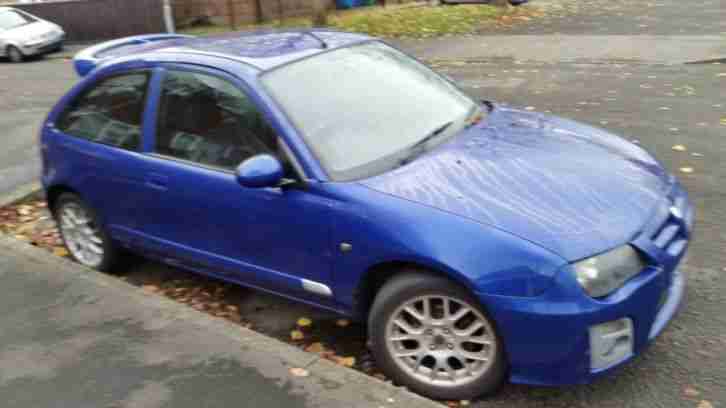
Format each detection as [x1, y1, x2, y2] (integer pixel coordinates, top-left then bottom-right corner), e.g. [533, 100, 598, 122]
[0, 10, 35, 31]
[261, 41, 480, 181]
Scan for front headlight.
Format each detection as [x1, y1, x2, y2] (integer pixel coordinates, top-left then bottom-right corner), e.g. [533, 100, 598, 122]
[573, 245, 646, 298]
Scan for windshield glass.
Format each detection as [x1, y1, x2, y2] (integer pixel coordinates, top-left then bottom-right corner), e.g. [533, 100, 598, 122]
[0, 10, 35, 31]
[261, 41, 479, 181]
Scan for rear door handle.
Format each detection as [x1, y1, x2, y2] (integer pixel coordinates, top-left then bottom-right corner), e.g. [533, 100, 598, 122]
[145, 173, 169, 191]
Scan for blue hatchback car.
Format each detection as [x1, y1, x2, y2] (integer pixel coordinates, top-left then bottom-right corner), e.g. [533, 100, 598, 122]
[40, 31, 692, 400]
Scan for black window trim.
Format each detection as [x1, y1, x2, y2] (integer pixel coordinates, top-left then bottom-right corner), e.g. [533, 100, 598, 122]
[55, 69, 153, 153]
[149, 66, 309, 184]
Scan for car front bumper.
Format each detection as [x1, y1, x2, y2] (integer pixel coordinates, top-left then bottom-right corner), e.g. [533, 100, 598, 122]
[478, 183, 692, 386]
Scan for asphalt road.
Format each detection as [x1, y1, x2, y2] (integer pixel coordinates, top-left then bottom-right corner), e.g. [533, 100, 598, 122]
[0, 53, 76, 194]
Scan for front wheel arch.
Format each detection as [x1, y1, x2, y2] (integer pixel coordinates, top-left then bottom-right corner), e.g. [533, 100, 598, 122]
[353, 260, 476, 322]
[6, 44, 24, 62]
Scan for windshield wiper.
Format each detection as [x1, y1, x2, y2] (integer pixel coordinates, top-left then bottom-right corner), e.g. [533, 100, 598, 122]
[399, 121, 453, 166]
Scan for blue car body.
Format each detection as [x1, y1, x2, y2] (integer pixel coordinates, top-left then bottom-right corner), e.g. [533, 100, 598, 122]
[40, 31, 692, 386]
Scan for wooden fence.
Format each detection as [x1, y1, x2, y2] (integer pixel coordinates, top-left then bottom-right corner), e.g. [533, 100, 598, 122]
[173, 0, 417, 27]
[13, 0, 166, 43]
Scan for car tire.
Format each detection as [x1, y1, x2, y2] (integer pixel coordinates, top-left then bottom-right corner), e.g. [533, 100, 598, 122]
[368, 272, 507, 400]
[54, 193, 121, 272]
[7, 46, 24, 63]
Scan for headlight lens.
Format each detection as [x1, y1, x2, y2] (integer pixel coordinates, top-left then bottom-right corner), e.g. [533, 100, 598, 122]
[573, 245, 646, 298]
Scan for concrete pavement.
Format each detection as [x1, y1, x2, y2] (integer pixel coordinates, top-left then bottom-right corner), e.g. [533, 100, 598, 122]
[396, 34, 726, 65]
[0, 234, 440, 408]
[398, 0, 725, 65]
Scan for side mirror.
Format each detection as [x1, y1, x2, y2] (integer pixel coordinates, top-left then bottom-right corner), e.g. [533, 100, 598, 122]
[235, 154, 284, 188]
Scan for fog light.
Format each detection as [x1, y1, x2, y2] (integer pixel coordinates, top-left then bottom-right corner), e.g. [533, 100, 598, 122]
[589, 318, 634, 371]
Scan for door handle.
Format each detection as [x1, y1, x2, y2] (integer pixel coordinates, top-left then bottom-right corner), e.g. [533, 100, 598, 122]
[145, 173, 169, 191]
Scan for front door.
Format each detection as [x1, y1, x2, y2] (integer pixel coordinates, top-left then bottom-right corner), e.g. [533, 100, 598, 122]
[137, 67, 337, 303]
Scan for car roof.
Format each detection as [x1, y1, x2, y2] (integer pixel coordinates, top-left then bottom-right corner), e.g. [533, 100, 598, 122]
[94, 30, 373, 72]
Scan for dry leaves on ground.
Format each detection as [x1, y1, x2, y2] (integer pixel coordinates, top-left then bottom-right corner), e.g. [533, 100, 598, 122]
[336, 319, 350, 328]
[291, 330, 305, 341]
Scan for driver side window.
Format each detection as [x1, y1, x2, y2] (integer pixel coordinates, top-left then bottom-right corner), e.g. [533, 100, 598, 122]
[155, 70, 280, 171]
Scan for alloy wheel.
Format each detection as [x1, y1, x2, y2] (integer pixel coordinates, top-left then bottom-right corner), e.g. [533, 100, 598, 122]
[58, 202, 105, 268]
[384, 295, 498, 387]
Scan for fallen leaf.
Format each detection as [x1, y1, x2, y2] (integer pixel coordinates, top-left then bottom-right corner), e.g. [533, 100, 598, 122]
[336, 319, 350, 328]
[683, 386, 700, 397]
[297, 317, 312, 328]
[291, 330, 305, 341]
[289, 367, 310, 377]
[305, 342, 326, 353]
[332, 356, 356, 368]
[53, 247, 69, 257]
[680, 167, 694, 174]
[697, 401, 713, 408]
[672, 144, 687, 152]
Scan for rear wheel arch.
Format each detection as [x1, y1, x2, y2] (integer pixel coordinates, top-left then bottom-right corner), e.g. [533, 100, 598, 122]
[46, 185, 81, 217]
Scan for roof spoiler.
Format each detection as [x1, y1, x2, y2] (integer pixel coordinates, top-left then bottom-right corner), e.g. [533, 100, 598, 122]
[73, 34, 194, 77]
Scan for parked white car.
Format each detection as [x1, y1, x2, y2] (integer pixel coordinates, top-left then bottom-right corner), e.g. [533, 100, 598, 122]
[0, 7, 64, 62]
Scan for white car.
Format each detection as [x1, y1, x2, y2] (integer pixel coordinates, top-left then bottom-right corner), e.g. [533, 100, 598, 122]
[0, 7, 64, 62]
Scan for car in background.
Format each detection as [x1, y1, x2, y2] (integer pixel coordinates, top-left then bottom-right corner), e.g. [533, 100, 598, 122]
[40, 31, 691, 400]
[0, 6, 64, 62]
